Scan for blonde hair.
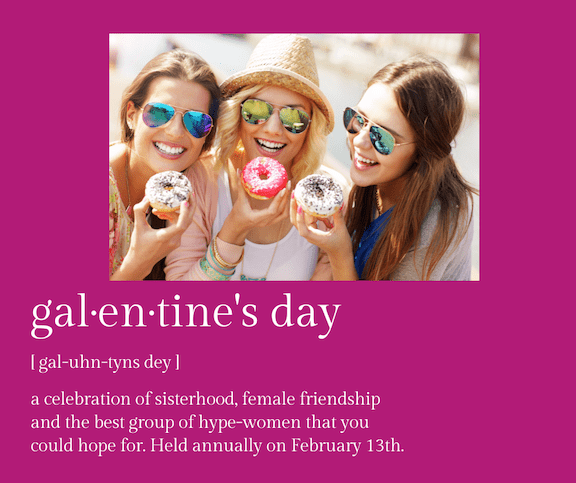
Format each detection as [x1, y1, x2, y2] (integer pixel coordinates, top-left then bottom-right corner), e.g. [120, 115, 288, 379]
[213, 85, 328, 184]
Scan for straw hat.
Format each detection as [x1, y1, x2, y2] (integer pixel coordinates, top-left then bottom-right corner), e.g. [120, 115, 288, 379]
[220, 34, 334, 134]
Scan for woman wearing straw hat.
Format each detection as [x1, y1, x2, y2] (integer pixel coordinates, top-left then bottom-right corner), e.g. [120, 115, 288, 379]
[165, 34, 347, 280]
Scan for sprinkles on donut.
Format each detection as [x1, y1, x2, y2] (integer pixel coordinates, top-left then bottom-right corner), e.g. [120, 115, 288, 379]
[145, 171, 192, 212]
[294, 174, 344, 217]
[241, 157, 288, 200]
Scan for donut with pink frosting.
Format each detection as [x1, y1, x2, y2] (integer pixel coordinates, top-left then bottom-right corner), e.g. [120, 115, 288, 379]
[241, 157, 288, 200]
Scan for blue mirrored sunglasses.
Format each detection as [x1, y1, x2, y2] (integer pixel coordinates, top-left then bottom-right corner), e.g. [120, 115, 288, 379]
[141, 102, 213, 139]
[343, 107, 414, 155]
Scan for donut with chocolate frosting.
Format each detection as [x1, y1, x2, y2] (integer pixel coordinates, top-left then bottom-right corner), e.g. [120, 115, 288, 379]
[145, 171, 192, 212]
[294, 174, 343, 217]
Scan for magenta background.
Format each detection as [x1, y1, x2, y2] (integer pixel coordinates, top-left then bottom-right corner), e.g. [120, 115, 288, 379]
[3, 6, 573, 483]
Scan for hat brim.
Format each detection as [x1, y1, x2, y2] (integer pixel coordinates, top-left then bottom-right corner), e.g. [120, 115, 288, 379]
[220, 66, 334, 134]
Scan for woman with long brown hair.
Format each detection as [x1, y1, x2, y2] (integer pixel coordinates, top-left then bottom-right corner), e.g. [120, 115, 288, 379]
[109, 49, 220, 280]
[291, 55, 477, 280]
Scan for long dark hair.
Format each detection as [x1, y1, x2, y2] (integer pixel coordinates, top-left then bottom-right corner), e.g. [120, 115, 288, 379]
[347, 56, 478, 280]
[119, 49, 220, 280]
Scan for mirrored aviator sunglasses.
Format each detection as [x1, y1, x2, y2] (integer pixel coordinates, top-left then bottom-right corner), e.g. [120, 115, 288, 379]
[241, 99, 310, 134]
[343, 107, 414, 155]
[142, 102, 213, 139]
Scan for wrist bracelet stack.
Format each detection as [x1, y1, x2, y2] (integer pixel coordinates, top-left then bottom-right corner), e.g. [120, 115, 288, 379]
[200, 235, 244, 281]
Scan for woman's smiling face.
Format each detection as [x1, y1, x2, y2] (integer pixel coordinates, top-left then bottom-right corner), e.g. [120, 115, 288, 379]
[239, 85, 311, 178]
[127, 76, 211, 178]
[348, 82, 417, 191]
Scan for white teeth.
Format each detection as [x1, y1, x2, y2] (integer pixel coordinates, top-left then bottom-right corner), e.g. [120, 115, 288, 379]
[155, 142, 184, 155]
[257, 139, 286, 153]
[356, 153, 377, 165]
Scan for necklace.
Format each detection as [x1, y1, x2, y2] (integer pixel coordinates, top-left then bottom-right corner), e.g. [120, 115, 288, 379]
[240, 220, 285, 281]
[376, 187, 385, 216]
[124, 155, 133, 218]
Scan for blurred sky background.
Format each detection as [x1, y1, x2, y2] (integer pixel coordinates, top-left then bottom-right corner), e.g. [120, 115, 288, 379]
[109, 34, 479, 279]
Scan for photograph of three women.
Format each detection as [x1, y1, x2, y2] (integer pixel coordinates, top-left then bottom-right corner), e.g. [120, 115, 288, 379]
[109, 33, 479, 282]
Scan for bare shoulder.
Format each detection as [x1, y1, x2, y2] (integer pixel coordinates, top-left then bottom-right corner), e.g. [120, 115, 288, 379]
[109, 142, 128, 168]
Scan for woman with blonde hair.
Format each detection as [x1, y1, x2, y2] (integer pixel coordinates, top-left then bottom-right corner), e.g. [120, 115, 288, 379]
[166, 34, 347, 281]
[291, 55, 477, 280]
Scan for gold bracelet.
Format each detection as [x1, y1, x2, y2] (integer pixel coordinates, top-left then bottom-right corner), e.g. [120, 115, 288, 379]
[212, 238, 236, 269]
[212, 236, 244, 269]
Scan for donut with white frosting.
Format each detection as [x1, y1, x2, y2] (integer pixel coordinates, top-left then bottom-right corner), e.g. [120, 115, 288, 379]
[241, 157, 288, 200]
[145, 171, 192, 212]
[294, 174, 344, 217]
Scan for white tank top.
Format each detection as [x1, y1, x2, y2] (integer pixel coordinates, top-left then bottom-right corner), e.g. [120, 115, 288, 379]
[212, 170, 319, 281]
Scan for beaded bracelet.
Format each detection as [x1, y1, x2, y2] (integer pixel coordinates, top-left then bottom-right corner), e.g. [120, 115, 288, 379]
[200, 256, 233, 281]
[207, 243, 235, 275]
[199, 235, 245, 281]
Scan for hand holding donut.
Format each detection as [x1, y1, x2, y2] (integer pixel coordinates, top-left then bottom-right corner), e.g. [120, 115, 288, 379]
[290, 174, 354, 261]
[230, 173, 290, 234]
[290, 195, 358, 280]
[290, 194, 349, 253]
[110, 193, 195, 280]
[218, 162, 291, 246]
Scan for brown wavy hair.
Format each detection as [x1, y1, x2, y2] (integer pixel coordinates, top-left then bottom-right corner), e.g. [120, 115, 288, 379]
[119, 49, 220, 154]
[347, 56, 478, 280]
[117, 49, 220, 280]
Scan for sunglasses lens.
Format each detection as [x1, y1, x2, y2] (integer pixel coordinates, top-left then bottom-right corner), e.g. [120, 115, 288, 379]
[344, 108, 396, 155]
[279, 108, 310, 134]
[242, 99, 309, 134]
[143, 103, 212, 138]
[370, 126, 395, 155]
[142, 103, 174, 128]
[242, 99, 273, 125]
[343, 108, 363, 134]
[183, 111, 213, 138]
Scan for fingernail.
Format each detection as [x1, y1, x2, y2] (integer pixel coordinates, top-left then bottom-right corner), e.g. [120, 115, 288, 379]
[297, 205, 302, 214]
[184, 201, 190, 207]
[291, 192, 295, 199]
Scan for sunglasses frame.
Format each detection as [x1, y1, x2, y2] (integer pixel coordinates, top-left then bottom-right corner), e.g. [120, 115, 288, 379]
[140, 102, 213, 139]
[241, 99, 311, 134]
[343, 107, 415, 155]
